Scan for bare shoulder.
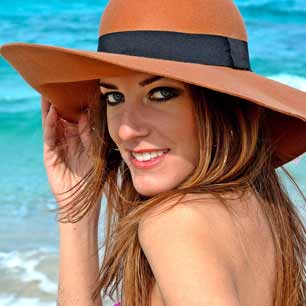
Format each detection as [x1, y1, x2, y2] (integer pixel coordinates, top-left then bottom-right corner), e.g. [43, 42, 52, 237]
[138, 191, 276, 306]
[138, 192, 249, 306]
[138, 191, 250, 260]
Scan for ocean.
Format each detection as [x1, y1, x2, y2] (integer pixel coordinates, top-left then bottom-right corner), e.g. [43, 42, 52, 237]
[0, 0, 305, 305]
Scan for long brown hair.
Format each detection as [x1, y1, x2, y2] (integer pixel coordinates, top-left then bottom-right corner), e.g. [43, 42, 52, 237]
[54, 82, 306, 306]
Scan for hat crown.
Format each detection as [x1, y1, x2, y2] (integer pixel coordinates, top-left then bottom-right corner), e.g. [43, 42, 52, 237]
[99, 0, 248, 41]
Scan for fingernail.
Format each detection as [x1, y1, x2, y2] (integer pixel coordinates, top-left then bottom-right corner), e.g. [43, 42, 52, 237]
[50, 105, 57, 116]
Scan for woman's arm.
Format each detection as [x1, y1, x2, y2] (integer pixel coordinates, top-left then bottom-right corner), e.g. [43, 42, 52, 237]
[57, 210, 102, 306]
[40, 97, 102, 305]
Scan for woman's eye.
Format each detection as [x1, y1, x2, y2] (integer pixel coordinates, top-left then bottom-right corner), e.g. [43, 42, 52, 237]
[149, 87, 179, 102]
[104, 87, 180, 106]
[104, 92, 124, 106]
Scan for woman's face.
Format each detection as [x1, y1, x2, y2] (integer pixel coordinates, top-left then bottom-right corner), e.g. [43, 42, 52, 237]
[100, 71, 199, 197]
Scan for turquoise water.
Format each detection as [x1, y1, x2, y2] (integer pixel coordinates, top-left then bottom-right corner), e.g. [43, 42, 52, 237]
[0, 1, 305, 305]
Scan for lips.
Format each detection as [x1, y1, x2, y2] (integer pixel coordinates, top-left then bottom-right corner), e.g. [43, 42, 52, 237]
[129, 149, 170, 169]
[130, 148, 170, 154]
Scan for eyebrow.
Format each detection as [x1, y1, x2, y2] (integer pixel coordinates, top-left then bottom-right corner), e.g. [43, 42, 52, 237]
[99, 75, 164, 89]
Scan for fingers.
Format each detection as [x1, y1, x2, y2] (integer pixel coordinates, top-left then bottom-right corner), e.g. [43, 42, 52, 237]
[44, 104, 59, 151]
[61, 118, 80, 158]
[78, 110, 92, 149]
[41, 95, 93, 154]
[41, 96, 51, 128]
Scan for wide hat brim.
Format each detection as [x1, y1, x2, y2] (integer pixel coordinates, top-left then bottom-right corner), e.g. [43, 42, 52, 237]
[1, 42, 306, 168]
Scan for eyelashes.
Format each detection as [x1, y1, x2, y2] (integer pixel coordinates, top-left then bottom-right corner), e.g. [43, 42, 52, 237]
[102, 86, 181, 106]
[149, 87, 180, 102]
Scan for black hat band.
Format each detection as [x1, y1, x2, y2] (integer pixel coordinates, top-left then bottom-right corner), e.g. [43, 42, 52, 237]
[98, 30, 252, 71]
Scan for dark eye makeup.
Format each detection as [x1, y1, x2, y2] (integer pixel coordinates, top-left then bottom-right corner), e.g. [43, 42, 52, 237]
[102, 86, 182, 106]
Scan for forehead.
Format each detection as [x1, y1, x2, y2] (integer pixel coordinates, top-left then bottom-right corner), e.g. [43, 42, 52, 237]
[99, 71, 186, 87]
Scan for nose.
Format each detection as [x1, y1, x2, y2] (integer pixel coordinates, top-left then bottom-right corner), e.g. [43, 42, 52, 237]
[117, 107, 150, 141]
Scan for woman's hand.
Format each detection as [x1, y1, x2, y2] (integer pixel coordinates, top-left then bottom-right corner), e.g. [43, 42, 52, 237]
[41, 96, 95, 209]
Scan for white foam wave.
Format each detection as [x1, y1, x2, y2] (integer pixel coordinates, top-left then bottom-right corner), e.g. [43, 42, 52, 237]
[0, 294, 115, 306]
[0, 248, 57, 294]
[0, 295, 55, 306]
[266, 74, 306, 92]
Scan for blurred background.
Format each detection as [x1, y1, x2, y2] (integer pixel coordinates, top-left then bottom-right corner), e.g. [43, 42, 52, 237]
[0, 0, 305, 305]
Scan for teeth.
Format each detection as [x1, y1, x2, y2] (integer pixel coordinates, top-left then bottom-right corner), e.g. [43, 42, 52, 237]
[132, 150, 168, 161]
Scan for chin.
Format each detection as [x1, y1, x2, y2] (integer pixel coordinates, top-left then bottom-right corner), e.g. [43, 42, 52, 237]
[130, 164, 196, 197]
[134, 185, 164, 197]
[133, 178, 177, 197]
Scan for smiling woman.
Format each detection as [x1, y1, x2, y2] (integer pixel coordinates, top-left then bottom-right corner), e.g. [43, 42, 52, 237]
[1, 0, 306, 306]
[99, 73, 199, 197]
[81, 70, 306, 306]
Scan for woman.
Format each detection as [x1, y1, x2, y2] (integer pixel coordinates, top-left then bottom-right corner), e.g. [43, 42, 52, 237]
[1, 0, 305, 306]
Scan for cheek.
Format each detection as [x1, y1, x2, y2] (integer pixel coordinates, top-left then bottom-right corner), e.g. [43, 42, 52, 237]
[106, 120, 118, 145]
[106, 109, 119, 139]
[176, 106, 199, 161]
[167, 103, 198, 144]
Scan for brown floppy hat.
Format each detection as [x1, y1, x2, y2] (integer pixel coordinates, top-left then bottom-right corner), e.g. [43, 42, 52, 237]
[1, 0, 306, 168]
